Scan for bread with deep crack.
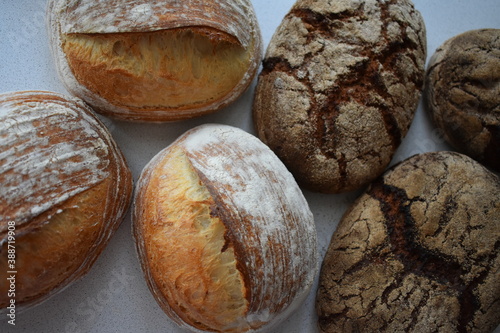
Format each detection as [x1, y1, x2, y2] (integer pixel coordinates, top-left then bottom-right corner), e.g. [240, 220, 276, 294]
[47, 0, 262, 122]
[316, 151, 500, 333]
[133, 124, 317, 332]
[253, 0, 427, 193]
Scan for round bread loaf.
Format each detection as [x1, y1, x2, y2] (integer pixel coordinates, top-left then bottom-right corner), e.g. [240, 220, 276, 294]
[253, 0, 427, 193]
[133, 124, 317, 332]
[316, 151, 500, 333]
[0, 91, 133, 312]
[47, 0, 262, 122]
[424, 29, 500, 172]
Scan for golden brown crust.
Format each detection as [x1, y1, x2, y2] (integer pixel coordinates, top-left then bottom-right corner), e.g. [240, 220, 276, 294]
[48, 0, 263, 122]
[253, 0, 426, 193]
[133, 124, 317, 332]
[424, 29, 500, 171]
[316, 151, 500, 333]
[62, 27, 251, 119]
[134, 146, 248, 331]
[0, 180, 109, 308]
[0, 91, 133, 311]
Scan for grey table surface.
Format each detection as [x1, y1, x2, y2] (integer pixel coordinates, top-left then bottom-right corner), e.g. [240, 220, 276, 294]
[0, 0, 499, 332]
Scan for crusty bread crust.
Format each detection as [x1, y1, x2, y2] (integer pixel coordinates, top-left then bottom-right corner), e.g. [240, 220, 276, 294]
[253, 0, 427, 193]
[317, 151, 500, 333]
[0, 91, 133, 312]
[424, 29, 500, 172]
[47, 0, 263, 122]
[133, 124, 317, 332]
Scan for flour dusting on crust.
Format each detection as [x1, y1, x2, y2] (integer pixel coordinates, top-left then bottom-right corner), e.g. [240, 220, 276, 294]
[0, 91, 110, 225]
[179, 124, 318, 330]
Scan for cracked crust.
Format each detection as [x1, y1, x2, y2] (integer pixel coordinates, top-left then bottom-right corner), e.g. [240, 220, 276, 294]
[316, 151, 500, 333]
[253, 0, 426, 193]
[424, 29, 500, 172]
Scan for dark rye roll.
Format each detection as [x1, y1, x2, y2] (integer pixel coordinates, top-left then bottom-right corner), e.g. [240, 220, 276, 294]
[424, 29, 500, 172]
[316, 151, 500, 333]
[253, 0, 427, 193]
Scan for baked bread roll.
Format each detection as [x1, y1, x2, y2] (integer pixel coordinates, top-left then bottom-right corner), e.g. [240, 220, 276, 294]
[316, 151, 500, 333]
[0, 91, 133, 312]
[253, 0, 427, 193]
[133, 124, 317, 332]
[47, 0, 262, 122]
[424, 29, 500, 172]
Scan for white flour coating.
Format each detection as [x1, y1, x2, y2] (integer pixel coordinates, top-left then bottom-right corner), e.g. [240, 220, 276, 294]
[55, 0, 255, 48]
[0, 92, 110, 225]
[180, 125, 314, 238]
[129, 4, 155, 24]
[46, 0, 263, 120]
[179, 124, 318, 329]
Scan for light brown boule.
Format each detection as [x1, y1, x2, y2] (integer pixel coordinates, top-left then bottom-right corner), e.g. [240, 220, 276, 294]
[316, 151, 500, 333]
[47, 0, 262, 122]
[424, 29, 500, 172]
[0, 91, 133, 312]
[253, 0, 427, 193]
[133, 124, 318, 332]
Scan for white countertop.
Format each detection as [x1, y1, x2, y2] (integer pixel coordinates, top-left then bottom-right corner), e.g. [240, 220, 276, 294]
[0, 0, 499, 332]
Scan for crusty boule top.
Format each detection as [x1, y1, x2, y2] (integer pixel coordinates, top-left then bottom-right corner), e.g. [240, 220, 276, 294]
[253, 0, 426, 193]
[0, 91, 132, 312]
[424, 29, 500, 172]
[133, 124, 317, 332]
[47, 0, 263, 121]
[316, 151, 500, 333]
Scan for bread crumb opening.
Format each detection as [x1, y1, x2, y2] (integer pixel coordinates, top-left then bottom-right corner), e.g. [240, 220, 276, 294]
[144, 147, 249, 331]
[62, 27, 250, 111]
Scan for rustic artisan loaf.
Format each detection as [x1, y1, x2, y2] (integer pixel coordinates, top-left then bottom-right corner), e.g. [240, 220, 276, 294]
[424, 29, 500, 172]
[133, 124, 317, 332]
[316, 151, 500, 333]
[253, 0, 427, 193]
[47, 0, 262, 122]
[0, 91, 133, 312]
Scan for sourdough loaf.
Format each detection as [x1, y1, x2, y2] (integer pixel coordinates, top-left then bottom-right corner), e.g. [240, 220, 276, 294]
[133, 124, 317, 332]
[253, 0, 427, 193]
[317, 151, 500, 332]
[0, 91, 133, 312]
[47, 0, 262, 122]
[424, 29, 500, 171]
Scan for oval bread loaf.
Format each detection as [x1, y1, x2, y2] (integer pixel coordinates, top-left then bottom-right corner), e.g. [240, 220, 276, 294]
[424, 29, 500, 172]
[133, 124, 318, 332]
[0, 91, 133, 311]
[316, 151, 500, 333]
[253, 0, 427, 193]
[47, 0, 262, 122]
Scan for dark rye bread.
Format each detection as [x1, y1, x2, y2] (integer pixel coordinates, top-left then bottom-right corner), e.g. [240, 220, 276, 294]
[253, 0, 427, 193]
[316, 151, 500, 333]
[424, 29, 500, 172]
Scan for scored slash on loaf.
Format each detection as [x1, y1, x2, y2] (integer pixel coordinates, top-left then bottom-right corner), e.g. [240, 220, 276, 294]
[133, 124, 318, 332]
[47, 0, 263, 122]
